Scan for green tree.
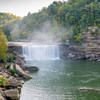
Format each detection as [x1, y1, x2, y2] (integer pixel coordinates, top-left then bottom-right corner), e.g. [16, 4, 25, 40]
[0, 29, 8, 62]
[0, 0, 100, 42]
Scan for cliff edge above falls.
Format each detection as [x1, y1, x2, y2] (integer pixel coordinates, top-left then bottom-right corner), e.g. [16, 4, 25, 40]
[8, 42, 23, 55]
[60, 26, 100, 61]
[8, 36, 100, 62]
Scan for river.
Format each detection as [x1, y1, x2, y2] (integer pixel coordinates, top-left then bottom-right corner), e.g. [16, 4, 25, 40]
[20, 44, 100, 100]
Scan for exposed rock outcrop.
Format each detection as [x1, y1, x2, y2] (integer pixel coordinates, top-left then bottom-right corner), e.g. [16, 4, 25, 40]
[22, 64, 39, 72]
[15, 64, 32, 79]
[3, 89, 20, 100]
[0, 92, 5, 100]
[8, 42, 22, 54]
[60, 43, 100, 61]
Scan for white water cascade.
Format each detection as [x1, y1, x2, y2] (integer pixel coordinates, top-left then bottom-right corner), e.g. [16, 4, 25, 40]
[22, 44, 60, 60]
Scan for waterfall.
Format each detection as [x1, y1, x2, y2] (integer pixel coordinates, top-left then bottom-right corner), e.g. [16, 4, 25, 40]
[22, 44, 60, 60]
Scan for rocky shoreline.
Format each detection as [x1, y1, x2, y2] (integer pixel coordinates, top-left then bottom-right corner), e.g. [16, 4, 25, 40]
[0, 43, 39, 100]
[60, 43, 100, 61]
[59, 26, 100, 61]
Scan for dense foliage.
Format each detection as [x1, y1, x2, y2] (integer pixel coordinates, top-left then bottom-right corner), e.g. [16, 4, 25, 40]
[0, 13, 21, 40]
[0, 0, 100, 42]
[0, 12, 21, 27]
[0, 29, 8, 62]
[0, 75, 13, 86]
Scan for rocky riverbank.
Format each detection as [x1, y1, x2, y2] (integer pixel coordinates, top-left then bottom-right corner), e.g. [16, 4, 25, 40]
[0, 43, 39, 100]
[60, 43, 100, 61]
[59, 26, 100, 61]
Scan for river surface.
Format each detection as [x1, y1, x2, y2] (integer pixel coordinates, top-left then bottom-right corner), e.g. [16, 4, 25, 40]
[20, 60, 100, 100]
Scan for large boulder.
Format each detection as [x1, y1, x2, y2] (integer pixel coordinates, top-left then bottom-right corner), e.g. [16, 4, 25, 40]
[15, 59, 25, 66]
[3, 89, 19, 100]
[22, 64, 39, 72]
[0, 95, 5, 100]
[15, 64, 32, 79]
[0, 91, 5, 100]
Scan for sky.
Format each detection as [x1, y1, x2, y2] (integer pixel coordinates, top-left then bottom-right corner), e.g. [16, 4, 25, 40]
[0, 0, 65, 17]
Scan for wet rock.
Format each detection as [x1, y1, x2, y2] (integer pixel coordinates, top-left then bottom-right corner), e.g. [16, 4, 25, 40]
[22, 64, 39, 72]
[15, 64, 32, 79]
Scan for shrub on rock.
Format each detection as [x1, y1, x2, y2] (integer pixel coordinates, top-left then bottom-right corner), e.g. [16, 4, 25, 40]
[8, 55, 14, 62]
[0, 29, 8, 62]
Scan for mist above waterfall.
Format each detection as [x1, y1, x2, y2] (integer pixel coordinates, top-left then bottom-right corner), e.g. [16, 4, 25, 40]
[6, 16, 70, 44]
[21, 20, 69, 44]
[3, 5, 70, 44]
[27, 20, 65, 44]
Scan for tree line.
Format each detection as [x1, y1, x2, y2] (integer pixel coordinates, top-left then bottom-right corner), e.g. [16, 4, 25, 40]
[0, 0, 100, 42]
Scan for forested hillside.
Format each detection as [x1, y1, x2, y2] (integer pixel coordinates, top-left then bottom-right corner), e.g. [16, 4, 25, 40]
[0, 12, 21, 40]
[0, 12, 21, 27]
[0, 0, 100, 42]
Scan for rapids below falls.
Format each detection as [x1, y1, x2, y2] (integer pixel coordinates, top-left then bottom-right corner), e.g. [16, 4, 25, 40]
[20, 43, 100, 100]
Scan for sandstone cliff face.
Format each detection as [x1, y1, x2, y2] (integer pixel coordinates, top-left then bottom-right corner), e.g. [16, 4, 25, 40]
[59, 26, 100, 61]
[8, 43, 22, 55]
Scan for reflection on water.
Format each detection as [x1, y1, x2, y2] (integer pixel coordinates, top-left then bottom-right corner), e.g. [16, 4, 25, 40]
[20, 60, 100, 100]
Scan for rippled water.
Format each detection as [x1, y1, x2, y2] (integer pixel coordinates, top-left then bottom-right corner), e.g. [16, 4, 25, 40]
[20, 60, 100, 100]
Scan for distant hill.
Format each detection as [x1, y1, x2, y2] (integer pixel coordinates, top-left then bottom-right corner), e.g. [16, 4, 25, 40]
[1, 0, 100, 43]
[0, 12, 21, 27]
[0, 12, 22, 40]
[16, 0, 100, 43]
